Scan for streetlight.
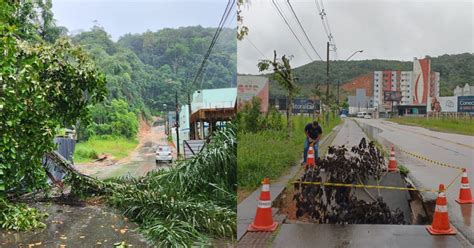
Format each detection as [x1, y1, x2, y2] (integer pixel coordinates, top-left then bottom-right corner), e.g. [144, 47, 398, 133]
[337, 50, 364, 105]
[345, 50, 364, 62]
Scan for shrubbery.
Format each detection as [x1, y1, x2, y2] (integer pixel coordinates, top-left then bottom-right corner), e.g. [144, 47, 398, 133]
[78, 99, 139, 140]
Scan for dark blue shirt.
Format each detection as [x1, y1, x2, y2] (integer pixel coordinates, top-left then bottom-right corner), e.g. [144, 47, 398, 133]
[305, 123, 322, 139]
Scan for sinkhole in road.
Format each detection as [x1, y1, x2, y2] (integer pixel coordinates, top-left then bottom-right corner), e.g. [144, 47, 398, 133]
[275, 138, 430, 225]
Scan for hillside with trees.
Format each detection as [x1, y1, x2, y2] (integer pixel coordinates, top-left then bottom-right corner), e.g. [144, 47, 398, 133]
[267, 53, 473, 97]
[71, 26, 236, 140]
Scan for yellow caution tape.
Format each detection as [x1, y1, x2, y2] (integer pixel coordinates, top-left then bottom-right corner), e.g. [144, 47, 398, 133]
[445, 170, 464, 190]
[398, 148, 465, 171]
[293, 181, 439, 193]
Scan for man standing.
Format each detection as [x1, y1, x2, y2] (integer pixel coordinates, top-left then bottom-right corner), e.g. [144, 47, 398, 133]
[303, 121, 323, 164]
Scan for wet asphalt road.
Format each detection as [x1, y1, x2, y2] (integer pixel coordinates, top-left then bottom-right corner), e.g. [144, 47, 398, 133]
[94, 125, 172, 179]
[0, 202, 150, 248]
[356, 118, 474, 244]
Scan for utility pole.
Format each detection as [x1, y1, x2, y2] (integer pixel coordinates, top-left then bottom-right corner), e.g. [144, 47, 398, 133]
[337, 80, 340, 105]
[326, 41, 330, 101]
[175, 91, 180, 157]
[188, 92, 194, 140]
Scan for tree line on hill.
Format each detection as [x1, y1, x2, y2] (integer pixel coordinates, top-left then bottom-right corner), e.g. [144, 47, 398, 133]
[267, 53, 473, 97]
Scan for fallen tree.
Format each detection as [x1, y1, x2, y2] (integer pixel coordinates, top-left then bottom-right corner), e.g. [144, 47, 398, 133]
[294, 138, 405, 224]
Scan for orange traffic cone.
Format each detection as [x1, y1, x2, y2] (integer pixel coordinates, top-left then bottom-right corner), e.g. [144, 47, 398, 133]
[456, 169, 474, 204]
[426, 184, 457, 235]
[306, 145, 316, 169]
[248, 178, 278, 232]
[387, 146, 398, 172]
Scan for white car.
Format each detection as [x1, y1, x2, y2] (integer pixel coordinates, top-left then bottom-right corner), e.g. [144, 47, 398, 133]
[356, 111, 367, 118]
[156, 145, 173, 163]
[364, 113, 372, 119]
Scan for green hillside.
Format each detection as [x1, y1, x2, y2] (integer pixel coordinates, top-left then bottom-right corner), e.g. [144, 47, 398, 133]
[268, 53, 473, 97]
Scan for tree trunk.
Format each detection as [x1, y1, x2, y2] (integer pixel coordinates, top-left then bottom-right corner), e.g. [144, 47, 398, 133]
[288, 90, 293, 139]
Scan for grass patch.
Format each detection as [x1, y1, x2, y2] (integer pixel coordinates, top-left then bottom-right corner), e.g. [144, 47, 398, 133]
[237, 114, 341, 191]
[390, 117, 474, 136]
[74, 136, 138, 163]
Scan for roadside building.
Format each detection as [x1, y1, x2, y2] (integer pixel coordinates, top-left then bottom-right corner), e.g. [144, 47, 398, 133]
[237, 75, 269, 112]
[373, 57, 440, 115]
[454, 83, 474, 96]
[173, 87, 237, 158]
[348, 89, 374, 115]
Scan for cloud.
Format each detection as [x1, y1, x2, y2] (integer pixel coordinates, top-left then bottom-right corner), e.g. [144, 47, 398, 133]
[238, 0, 473, 74]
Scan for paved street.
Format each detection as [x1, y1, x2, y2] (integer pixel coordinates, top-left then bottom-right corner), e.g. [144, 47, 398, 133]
[265, 118, 472, 247]
[331, 118, 368, 146]
[76, 124, 173, 179]
[356, 118, 474, 244]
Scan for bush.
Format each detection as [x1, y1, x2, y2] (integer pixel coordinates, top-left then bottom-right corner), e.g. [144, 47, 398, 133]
[74, 147, 99, 162]
[79, 99, 139, 140]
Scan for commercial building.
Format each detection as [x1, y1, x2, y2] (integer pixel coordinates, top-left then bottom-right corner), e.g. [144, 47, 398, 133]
[237, 75, 269, 112]
[454, 83, 474, 96]
[172, 87, 237, 155]
[373, 58, 440, 115]
[348, 89, 374, 114]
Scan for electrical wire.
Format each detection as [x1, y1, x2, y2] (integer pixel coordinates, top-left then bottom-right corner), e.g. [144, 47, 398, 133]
[272, 0, 314, 61]
[192, 0, 235, 88]
[315, 0, 338, 59]
[286, 0, 323, 60]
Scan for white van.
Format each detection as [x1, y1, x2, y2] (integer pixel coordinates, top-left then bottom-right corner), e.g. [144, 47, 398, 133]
[356, 111, 367, 118]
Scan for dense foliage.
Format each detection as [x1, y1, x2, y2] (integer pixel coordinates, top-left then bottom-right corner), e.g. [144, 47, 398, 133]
[0, 2, 106, 194]
[283, 53, 474, 97]
[72, 26, 236, 116]
[0, 199, 48, 231]
[79, 99, 139, 140]
[70, 25, 236, 140]
[81, 126, 237, 246]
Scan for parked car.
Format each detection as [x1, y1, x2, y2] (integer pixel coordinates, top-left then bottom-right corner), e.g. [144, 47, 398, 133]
[156, 145, 173, 163]
[356, 111, 367, 118]
[364, 113, 372, 119]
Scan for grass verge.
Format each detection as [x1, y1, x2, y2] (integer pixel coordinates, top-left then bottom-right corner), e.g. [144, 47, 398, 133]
[74, 136, 138, 163]
[389, 117, 474, 136]
[237, 114, 341, 202]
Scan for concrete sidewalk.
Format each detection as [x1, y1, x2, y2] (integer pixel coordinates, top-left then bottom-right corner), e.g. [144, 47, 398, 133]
[237, 123, 342, 241]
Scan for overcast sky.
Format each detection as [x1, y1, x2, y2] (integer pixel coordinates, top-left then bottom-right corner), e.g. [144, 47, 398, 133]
[52, 0, 236, 40]
[238, 0, 473, 74]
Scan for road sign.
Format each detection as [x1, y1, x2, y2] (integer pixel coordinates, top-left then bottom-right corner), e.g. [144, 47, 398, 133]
[383, 91, 402, 101]
[292, 99, 320, 114]
[458, 96, 474, 113]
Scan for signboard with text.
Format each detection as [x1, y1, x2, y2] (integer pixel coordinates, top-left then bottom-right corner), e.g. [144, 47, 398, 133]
[458, 96, 474, 113]
[292, 99, 320, 114]
[383, 91, 402, 101]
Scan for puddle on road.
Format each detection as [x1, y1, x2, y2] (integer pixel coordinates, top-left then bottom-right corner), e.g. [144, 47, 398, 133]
[0, 202, 150, 248]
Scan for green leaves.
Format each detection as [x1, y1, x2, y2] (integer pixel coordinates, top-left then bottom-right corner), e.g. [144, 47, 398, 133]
[106, 127, 237, 246]
[0, 16, 106, 194]
[0, 199, 48, 231]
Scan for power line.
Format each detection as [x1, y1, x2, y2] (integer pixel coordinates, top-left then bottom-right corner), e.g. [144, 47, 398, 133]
[246, 37, 265, 58]
[272, 0, 314, 61]
[315, 0, 338, 59]
[286, 0, 323, 61]
[192, 0, 235, 88]
[199, 3, 235, 89]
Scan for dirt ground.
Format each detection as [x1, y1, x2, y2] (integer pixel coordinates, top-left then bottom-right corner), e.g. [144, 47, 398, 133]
[74, 117, 173, 179]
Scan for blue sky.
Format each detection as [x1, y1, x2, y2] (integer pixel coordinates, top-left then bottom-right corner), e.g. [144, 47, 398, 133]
[52, 0, 236, 40]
